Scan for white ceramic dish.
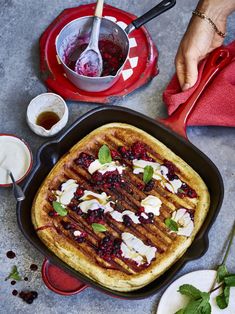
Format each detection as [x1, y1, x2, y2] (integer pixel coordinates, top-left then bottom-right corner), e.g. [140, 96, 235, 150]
[0, 134, 33, 187]
[157, 270, 235, 314]
[26, 93, 69, 137]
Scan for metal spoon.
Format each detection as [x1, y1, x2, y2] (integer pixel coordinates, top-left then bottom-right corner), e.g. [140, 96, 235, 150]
[8, 171, 25, 202]
[75, 0, 104, 77]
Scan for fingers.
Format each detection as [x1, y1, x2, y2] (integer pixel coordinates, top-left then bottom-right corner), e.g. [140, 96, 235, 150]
[175, 48, 199, 91]
[183, 54, 198, 91]
[175, 50, 185, 89]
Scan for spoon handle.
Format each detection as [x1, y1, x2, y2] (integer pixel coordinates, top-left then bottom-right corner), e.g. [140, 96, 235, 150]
[88, 0, 104, 50]
[9, 171, 25, 202]
[94, 0, 104, 18]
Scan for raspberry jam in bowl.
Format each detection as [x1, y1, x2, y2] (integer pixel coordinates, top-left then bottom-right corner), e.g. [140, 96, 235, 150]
[56, 16, 129, 92]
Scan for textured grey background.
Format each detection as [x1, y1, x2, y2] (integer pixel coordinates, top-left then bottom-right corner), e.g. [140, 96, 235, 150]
[0, 0, 234, 313]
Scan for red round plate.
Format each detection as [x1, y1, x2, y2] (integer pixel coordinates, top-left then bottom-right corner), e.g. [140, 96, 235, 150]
[40, 3, 159, 103]
[42, 259, 88, 295]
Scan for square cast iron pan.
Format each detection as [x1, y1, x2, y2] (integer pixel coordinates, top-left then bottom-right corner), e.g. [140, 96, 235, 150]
[17, 106, 224, 299]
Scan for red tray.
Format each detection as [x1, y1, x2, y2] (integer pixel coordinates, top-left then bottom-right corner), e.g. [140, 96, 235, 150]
[40, 3, 159, 103]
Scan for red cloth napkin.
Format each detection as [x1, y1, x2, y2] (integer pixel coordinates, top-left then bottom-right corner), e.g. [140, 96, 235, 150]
[163, 41, 235, 127]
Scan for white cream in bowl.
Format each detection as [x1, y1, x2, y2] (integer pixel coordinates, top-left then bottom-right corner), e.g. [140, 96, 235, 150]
[0, 135, 32, 186]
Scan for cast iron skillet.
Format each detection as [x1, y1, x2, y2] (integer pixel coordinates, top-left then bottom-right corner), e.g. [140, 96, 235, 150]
[17, 47, 230, 299]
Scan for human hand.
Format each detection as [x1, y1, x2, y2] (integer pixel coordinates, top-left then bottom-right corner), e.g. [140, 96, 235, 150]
[175, 0, 235, 91]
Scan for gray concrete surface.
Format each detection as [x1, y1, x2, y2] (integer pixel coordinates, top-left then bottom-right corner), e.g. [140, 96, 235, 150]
[0, 0, 234, 313]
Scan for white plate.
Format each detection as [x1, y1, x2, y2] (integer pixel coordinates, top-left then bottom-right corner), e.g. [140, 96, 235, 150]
[0, 134, 32, 186]
[157, 270, 235, 314]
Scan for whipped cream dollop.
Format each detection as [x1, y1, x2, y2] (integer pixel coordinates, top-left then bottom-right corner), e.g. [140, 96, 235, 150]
[141, 195, 162, 216]
[171, 208, 194, 237]
[121, 232, 157, 265]
[110, 210, 141, 224]
[133, 159, 162, 180]
[88, 159, 125, 175]
[79, 190, 114, 213]
[56, 179, 78, 206]
[133, 159, 183, 194]
[110, 195, 162, 224]
[164, 180, 182, 194]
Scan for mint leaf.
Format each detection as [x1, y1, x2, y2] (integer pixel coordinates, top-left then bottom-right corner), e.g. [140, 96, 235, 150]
[5, 265, 22, 281]
[184, 297, 211, 314]
[216, 293, 227, 309]
[183, 299, 202, 313]
[178, 284, 202, 300]
[92, 223, 107, 233]
[216, 264, 228, 283]
[165, 218, 179, 232]
[143, 165, 153, 184]
[216, 286, 230, 309]
[224, 275, 235, 287]
[98, 145, 112, 164]
[224, 286, 230, 305]
[52, 201, 67, 216]
[200, 301, 211, 314]
[200, 292, 210, 303]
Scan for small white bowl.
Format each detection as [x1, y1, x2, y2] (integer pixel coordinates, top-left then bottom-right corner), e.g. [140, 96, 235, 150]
[0, 134, 33, 187]
[27, 93, 69, 137]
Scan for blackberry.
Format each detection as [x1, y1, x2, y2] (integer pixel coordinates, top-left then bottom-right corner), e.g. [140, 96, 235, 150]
[144, 180, 155, 192]
[148, 213, 154, 219]
[100, 238, 108, 246]
[61, 221, 72, 230]
[167, 173, 179, 181]
[68, 204, 78, 211]
[75, 237, 85, 243]
[48, 211, 55, 217]
[74, 152, 95, 168]
[123, 215, 132, 227]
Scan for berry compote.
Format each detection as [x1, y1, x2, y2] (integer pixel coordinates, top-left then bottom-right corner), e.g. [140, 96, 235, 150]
[65, 39, 125, 77]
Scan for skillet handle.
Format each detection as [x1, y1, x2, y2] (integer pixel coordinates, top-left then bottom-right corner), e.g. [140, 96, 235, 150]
[159, 47, 232, 138]
[125, 0, 176, 34]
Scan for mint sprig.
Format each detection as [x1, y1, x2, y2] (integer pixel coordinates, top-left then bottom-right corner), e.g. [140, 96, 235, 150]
[98, 145, 112, 164]
[214, 221, 235, 309]
[165, 218, 179, 232]
[175, 287, 211, 314]
[92, 223, 107, 233]
[176, 221, 235, 313]
[52, 201, 67, 216]
[143, 165, 153, 184]
[5, 265, 22, 281]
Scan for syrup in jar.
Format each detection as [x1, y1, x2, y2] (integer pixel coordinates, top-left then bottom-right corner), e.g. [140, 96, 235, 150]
[36, 111, 60, 130]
